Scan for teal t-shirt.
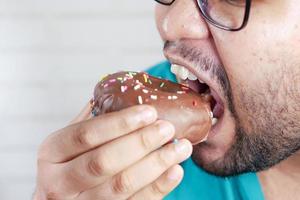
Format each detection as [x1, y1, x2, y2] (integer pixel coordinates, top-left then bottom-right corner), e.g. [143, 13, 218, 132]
[146, 61, 265, 200]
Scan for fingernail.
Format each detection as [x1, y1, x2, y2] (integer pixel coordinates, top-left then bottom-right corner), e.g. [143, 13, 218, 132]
[136, 106, 157, 122]
[175, 140, 190, 154]
[167, 168, 181, 181]
[158, 121, 175, 139]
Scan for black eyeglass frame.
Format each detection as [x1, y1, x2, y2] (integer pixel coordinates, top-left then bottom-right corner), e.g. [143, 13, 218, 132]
[154, 0, 252, 32]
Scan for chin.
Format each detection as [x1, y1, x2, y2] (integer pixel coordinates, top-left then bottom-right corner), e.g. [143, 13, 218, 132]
[191, 144, 235, 177]
[191, 109, 239, 177]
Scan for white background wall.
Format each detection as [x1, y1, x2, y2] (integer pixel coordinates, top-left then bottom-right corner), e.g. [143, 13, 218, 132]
[0, 1, 164, 199]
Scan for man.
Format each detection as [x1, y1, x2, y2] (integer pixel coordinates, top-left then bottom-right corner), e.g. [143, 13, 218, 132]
[34, 0, 300, 199]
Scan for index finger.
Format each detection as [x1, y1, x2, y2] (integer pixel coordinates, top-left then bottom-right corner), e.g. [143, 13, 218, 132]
[38, 105, 157, 163]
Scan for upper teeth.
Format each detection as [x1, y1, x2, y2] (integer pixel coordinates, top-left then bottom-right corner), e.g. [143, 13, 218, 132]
[171, 64, 198, 81]
[188, 73, 198, 81]
[171, 64, 219, 125]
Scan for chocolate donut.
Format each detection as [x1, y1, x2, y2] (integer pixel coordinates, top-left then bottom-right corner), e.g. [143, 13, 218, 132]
[92, 71, 212, 144]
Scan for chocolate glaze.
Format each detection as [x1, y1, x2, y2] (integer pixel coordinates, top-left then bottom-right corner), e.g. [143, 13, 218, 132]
[92, 71, 212, 144]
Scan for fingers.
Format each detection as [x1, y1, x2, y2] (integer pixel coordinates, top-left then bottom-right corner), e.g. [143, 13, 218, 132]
[76, 139, 192, 200]
[69, 100, 94, 125]
[56, 120, 175, 194]
[128, 165, 183, 200]
[38, 105, 158, 163]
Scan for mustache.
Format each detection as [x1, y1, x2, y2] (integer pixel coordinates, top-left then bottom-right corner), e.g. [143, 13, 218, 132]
[163, 40, 230, 96]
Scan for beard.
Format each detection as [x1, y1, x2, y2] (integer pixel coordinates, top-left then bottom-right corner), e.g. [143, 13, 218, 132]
[164, 40, 300, 177]
[193, 113, 300, 177]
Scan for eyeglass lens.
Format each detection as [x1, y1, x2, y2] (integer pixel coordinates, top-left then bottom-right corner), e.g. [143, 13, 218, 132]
[198, 0, 247, 29]
[155, 0, 247, 30]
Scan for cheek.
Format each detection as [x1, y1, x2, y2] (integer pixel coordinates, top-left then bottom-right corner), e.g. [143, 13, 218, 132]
[210, 3, 300, 131]
[211, 1, 300, 79]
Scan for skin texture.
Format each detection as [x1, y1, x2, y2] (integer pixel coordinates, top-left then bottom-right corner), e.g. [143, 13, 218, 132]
[35, 1, 300, 199]
[155, 0, 300, 199]
[35, 102, 192, 200]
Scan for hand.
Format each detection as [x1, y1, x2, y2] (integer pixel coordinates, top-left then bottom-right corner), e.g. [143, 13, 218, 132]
[34, 101, 193, 200]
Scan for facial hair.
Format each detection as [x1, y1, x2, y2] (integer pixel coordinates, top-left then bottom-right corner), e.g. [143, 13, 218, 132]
[164, 40, 300, 177]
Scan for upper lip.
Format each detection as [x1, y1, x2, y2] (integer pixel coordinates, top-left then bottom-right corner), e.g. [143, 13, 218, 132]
[164, 52, 225, 109]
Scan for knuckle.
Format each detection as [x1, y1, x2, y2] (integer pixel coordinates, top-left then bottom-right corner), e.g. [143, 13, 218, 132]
[44, 190, 62, 200]
[118, 115, 133, 131]
[73, 125, 93, 148]
[140, 131, 154, 150]
[112, 172, 134, 195]
[151, 181, 166, 197]
[87, 152, 112, 177]
[156, 150, 171, 169]
[87, 158, 104, 177]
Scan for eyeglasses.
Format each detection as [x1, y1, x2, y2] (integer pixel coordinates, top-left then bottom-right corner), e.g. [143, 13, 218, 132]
[154, 0, 251, 31]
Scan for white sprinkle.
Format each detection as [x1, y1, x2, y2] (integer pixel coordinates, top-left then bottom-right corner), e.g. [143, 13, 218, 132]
[138, 96, 143, 104]
[154, 89, 158, 91]
[150, 95, 158, 100]
[134, 85, 141, 90]
[121, 86, 127, 93]
[177, 91, 185, 94]
[142, 89, 149, 94]
[172, 96, 178, 100]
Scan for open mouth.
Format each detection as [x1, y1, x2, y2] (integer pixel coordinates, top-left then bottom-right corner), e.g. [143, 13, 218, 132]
[170, 63, 225, 132]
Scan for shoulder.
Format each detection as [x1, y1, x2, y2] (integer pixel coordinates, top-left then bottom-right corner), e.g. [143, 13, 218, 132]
[165, 158, 264, 200]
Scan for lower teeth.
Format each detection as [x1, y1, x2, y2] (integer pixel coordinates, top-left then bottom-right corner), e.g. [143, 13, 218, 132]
[209, 111, 213, 119]
[212, 118, 218, 126]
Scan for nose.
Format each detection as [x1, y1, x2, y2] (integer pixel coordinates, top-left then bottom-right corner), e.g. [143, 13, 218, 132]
[155, 0, 210, 41]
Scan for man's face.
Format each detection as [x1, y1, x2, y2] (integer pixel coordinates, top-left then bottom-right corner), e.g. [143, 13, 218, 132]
[155, 0, 300, 176]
